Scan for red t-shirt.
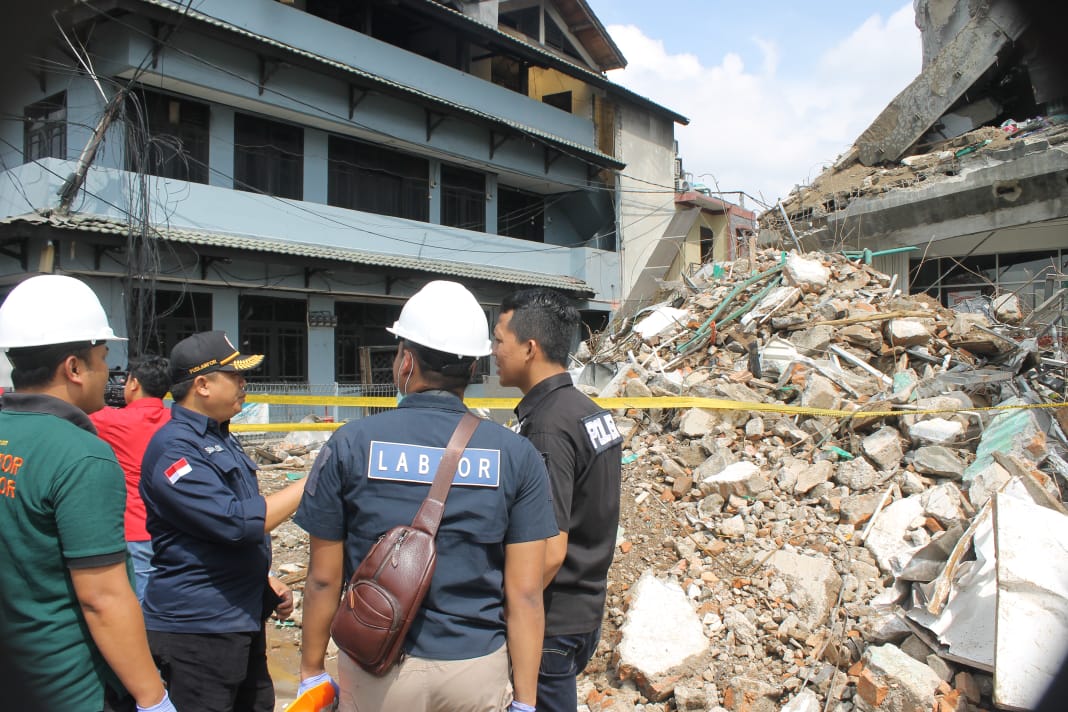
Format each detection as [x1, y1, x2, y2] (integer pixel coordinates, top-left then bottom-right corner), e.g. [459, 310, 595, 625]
[90, 398, 172, 541]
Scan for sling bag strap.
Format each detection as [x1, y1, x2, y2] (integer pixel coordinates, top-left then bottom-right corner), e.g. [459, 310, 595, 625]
[411, 411, 481, 537]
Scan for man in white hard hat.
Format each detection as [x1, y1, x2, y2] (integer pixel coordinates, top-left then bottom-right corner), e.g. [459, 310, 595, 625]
[296, 280, 557, 712]
[0, 274, 176, 712]
[140, 330, 304, 712]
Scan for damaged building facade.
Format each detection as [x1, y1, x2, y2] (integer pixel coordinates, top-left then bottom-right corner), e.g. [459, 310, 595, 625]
[762, 0, 1067, 324]
[0, 0, 687, 385]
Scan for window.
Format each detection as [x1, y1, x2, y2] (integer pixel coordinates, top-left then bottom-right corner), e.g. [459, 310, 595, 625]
[239, 296, 308, 383]
[544, 16, 583, 62]
[135, 289, 212, 357]
[909, 249, 1067, 309]
[234, 113, 303, 199]
[499, 7, 540, 38]
[328, 136, 428, 221]
[127, 89, 209, 183]
[24, 92, 66, 161]
[498, 186, 544, 242]
[700, 227, 715, 262]
[335, 301, 402, 383]
[441, 165, 485, 231]
[542, 91, 572, 113]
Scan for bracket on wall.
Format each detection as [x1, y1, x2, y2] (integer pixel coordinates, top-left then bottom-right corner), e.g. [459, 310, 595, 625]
[34, 69, 47, 93]
[348, 86, 368, 120]
[426, 110, 446, 142]
[304, 266, 329, 289]
[258, 56, 281, 96]
[200, 255, 221, 281]
[544, 146, 561, 174]
[93, 244, 123, 271]
[0, 239, 28, 271]
[587, 164, 603, 183]
[490, 131, 510, 160]
[385, 275, 397, 295]
[150, 21, 172, 69]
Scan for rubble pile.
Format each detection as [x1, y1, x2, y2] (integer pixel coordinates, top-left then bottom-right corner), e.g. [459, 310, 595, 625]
[578, 249, 1068, 712]
[759, 118, 1068, 245]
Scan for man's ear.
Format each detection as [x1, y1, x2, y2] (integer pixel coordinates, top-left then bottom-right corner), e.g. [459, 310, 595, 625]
[61, 354, 83, 384]
[523, 338, 539, 362]
[193, 374, 211, 396]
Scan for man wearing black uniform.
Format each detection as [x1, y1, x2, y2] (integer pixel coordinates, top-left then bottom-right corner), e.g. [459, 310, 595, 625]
[493, 288, 623, 712]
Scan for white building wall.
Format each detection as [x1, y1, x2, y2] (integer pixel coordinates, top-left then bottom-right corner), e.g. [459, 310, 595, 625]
[615, 102, 678, 309]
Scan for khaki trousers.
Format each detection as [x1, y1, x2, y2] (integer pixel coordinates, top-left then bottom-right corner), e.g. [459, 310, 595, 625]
[337, 644, 512, 712]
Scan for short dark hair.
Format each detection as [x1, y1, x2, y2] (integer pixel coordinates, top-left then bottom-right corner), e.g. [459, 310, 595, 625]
[169, 378, 195, 404]
[401, 339, 475, 391]
[128, 354, 171, 398]
[499, 288, 578, 367]
[7, 341, 94, 390]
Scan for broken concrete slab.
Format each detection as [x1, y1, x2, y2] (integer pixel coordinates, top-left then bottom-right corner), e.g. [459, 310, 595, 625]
[908, 418, 965, 446]
[679, 408, 715, 438]
[782, 253, 830, 293]
[702, 461, 770, 499]
[788, 325, 834, 356]
[862, 427, 905, 471]
[993, 293, 1022, 324]
[780, 689, 820, 712]
[885, 318, 933, 347]
[993, 492, 1068, 710]
[855, 644, 942, 712]
[723, 676, 780, 712]
[921, 483, 965, 527]
[617, 572, 708, 679]
[835, 457, 887, 492]
[800, 374, 842, 411]
[865, 494, 926, 577]
[794, 460, 834, 495]
[965, 461, 1011, 508]
[633, 306, 690, 340]
[841, 492, 883, 526]
[765, 551, 842, 629]
[908, 445, 965, 479]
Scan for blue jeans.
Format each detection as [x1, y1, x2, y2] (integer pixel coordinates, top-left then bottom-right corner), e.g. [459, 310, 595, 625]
[537, 628, 601, 712]
[127, 539, 155, 603]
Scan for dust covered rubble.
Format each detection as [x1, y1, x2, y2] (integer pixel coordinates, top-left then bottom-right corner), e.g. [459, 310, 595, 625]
[579, 249, 1068, 711]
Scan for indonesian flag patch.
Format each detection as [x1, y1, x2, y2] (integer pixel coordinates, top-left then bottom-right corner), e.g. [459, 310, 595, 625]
[165, 457, 193, 484]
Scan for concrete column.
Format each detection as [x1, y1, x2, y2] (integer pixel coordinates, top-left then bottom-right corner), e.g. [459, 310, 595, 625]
[485, 173, 498, 235]
[212, 289, 239, 343]
[428, 159, 442, 225]
[307, 293, 336, 384]
[303, 128, 329, 204]
[210, 106, 235, 189]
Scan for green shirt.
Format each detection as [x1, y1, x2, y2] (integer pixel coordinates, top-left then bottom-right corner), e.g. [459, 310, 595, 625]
[0, 393, 129, 710]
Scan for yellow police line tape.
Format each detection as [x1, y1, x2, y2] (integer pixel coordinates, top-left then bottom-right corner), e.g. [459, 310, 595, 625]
[229, 395, 1066, 432]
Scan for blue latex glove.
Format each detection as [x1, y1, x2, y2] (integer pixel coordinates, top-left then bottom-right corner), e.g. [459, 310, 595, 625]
[137, 690, 177, 712]
[298, 671, 340, 698]
[509, 702, 536, 712]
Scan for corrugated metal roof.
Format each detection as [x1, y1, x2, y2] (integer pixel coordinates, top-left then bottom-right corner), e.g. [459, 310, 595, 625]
[1, 213, 594, 294]
[127, 0, 626, 168]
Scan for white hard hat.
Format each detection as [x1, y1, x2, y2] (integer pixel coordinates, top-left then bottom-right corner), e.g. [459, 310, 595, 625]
[387, 281, 491, 357]
[0, 275, 126, 349]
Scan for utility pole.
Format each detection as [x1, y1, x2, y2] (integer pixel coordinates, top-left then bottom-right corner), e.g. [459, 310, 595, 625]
[56, 89, 124, 215]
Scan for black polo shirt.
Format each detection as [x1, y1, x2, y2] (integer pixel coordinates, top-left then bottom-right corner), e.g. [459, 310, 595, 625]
[515, 372, 623, 635]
